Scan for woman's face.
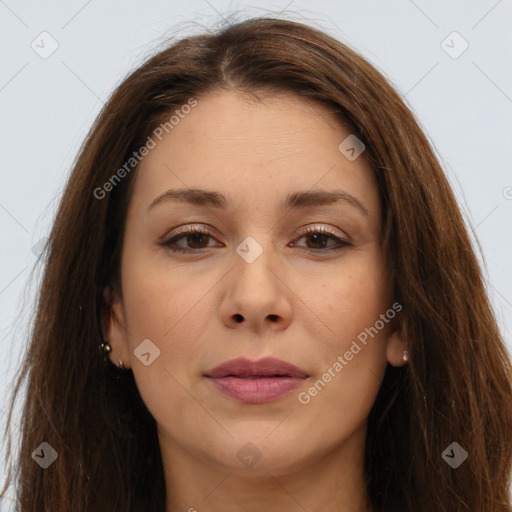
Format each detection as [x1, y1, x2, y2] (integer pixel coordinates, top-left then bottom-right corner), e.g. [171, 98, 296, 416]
[106, 90, 405, 476]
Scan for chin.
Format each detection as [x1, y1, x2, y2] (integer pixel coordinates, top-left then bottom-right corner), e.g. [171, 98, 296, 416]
[200, 429, 325, 475]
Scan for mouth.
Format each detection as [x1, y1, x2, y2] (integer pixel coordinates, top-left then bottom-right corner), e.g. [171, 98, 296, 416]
[220, 375, 295, 379]
[204, 357, 309, 404]
[204, 357, 309, 379]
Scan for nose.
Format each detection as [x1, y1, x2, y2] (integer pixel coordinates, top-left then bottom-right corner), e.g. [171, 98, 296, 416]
[219, 236, 293, 334]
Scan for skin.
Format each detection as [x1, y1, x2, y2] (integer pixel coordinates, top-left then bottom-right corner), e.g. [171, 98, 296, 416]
[105, 90, 407, 512]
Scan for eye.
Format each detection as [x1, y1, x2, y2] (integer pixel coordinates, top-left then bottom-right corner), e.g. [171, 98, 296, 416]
[161, 225, 221, 253]
[290, 225, 352, 252]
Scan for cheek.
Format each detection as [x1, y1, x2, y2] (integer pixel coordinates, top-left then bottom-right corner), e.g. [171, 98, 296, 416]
[120, 262, 215, 429]
[296, 275, 391, 435]
[120, 254, 221, 398]
[310, 252, 391, 348]
[298, 252, 391, 410]
[121, 249, 211, 340]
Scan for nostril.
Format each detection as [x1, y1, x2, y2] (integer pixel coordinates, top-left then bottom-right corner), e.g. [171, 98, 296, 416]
[234, 314, 244, 323]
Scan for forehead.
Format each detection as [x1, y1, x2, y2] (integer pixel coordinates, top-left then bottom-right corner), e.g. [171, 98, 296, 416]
[128, 90, 380, 222]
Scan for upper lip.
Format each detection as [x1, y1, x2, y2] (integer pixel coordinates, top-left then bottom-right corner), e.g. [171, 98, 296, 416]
[205, 357, 309, 379]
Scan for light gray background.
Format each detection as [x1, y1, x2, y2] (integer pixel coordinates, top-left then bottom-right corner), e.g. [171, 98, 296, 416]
[1, 0, 511, 501]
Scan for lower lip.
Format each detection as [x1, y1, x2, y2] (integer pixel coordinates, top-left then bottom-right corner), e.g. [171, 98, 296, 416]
[207, 376, 305, 403]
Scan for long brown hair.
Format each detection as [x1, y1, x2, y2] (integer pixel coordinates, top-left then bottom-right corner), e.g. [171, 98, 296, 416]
[2, 15, 511, 512]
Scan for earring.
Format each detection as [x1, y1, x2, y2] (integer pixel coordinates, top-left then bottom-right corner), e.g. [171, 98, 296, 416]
[403, 350, 409, 362]
[100, 341, 125, 370]
[100, 341, 112, 354]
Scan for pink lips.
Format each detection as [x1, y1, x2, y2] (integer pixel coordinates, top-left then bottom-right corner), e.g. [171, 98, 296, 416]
[204, 357, 309, 404]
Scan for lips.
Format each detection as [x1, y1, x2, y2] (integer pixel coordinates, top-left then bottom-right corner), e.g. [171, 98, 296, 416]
[204, 357, 309, 404]
[205, 357, 308, 379]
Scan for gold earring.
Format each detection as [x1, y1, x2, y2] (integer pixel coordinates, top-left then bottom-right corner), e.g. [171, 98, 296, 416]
[100, 342, 125, 370]
[403, 350, 409, 362]
[100, 341, 112, 354]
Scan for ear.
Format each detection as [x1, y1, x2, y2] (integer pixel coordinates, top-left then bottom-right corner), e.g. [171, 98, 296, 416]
[102, 285, 132, 369]
[386, 328, 408, 367]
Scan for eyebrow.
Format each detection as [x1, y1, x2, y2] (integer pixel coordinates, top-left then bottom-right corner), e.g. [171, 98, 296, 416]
[146, 188, 369, 216]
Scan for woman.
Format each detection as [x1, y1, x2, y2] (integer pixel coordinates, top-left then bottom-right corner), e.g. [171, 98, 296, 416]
[1, 16, 511, 512]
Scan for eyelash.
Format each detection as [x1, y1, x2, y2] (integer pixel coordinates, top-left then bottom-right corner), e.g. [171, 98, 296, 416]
[161, 225, 352, 254]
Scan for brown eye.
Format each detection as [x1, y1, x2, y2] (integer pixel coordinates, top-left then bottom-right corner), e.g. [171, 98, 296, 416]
[162, 227, 220, 253]
[290, 227, 351, 252]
